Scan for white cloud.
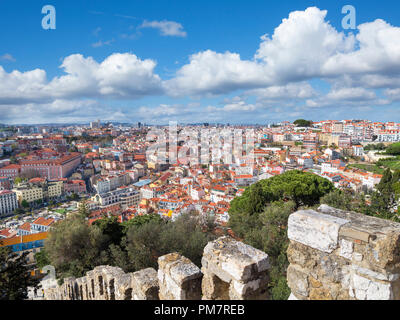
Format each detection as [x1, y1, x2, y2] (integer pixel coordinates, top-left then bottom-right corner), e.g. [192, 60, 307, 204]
[164, 7, 400, 100]
[0, 53, 163, 105]
[385, 88, 400, 101]
[247, 82, 316, 101]
[91, 39, 114, 48]
[2, 6, 400, 123]
[140, 20, 187, 37]
[255, 7, 355, 81]
[305, 87, 389, 108]
[323, 19, 400, 76]
[325, 87, 377, 101]
[164, 50, 269, 97]
[0, 99, 128, 124]
[0, 54, 16, 62]
[223, 101, 256, 112]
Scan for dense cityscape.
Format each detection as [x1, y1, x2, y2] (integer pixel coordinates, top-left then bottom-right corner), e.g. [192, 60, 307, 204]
[2, 0, 400, 306]
[1, 118, 400, 297]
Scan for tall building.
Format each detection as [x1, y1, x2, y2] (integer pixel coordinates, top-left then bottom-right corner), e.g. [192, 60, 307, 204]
[0, 190, 18, 217]
[90, 119, 101, 129]
[19, 152, 81, 179]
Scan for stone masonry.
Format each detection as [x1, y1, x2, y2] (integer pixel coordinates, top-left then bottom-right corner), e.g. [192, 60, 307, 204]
[158, 253, 203, 300]
[287, 205, 400, 300]
[201, 236, 270, 300]
[43, 236, 269, 300]
[43, 207, 400, 300]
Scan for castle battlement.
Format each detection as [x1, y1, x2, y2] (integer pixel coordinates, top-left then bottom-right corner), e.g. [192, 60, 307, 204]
[43, 205, 400, 300]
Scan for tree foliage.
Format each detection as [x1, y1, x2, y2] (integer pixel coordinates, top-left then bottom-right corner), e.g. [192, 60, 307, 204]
[230, 171, 334, 221]
[386, 142, 400, 155]
[293, 119, 312, 127]
[43, 211, 216, 280]
[0, 247, 39, 300]
[228, 171, 334, 300]
[44, 215, 109, 279]
[34, 248, 51, 269]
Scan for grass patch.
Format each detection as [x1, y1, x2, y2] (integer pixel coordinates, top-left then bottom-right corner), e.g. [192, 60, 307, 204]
[348, 164, 386, 174]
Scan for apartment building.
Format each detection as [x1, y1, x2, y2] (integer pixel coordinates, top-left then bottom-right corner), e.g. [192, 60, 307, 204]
[19, 152, 81, 179]
[0, 190, 18, 217]
[0, 164, 21, 178]
[377, 130, 400, 142]
[92, 187, 140, 209]
[13, 184, 43, 204]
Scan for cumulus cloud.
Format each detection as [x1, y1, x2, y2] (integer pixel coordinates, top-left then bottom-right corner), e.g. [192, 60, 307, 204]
[255, 7, 355, 81]
[305, 87, 389, 108]
[325, 87, 377, 101]
[0, 99, 128, 124]
[2, 6, 400, 123]
[385, 88, 400, 101]
[140, 20, 187, 37]
[323, 19, 400, 76]
[0, 53, 163, 105]
[247, 82, 317, 101]
[164, 50, 269, 96]
[223, 101, 256, 112]
[164, 7, 400, 100]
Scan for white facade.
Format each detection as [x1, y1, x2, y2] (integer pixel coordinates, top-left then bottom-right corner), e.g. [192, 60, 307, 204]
[0, 190, 18, 217]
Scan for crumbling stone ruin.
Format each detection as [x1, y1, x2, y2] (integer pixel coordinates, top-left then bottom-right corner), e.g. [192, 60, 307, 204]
[287, 205, 400, 300]
[44, 206, 400, 300]
[43, 236, 270, 300]
[201, 236, 269, 300]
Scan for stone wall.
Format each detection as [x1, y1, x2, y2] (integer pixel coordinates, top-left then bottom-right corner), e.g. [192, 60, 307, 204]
[287, 205, 400, 300]
[43, 236, 270, 300]
[43, 207, 400, 301]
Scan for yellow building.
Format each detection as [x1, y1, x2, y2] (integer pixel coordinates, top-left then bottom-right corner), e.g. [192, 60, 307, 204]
[46, 181, 63, 198]
[13, 185, 43, 203]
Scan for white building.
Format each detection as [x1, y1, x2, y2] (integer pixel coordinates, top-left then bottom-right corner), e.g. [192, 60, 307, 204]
[352, 145, 364, 157]
[377, 130, 400, 142]
[191, 187, 205, 200]
[0, 190, 18, 217]
[94, 173, 129, 194]
[93, 187, 140, 209]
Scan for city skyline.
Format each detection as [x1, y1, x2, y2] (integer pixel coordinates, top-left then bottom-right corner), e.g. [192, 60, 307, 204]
[1, 1, 400, 124]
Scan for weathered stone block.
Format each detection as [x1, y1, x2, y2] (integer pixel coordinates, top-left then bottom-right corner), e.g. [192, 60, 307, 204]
[287, 264, 309, 297]
[288, 210, 349, 253]
[352, 274, 393, 300]
[201, 236, 270, 300]
[132, 268, 159, 300]
[158, 253, 202, 300]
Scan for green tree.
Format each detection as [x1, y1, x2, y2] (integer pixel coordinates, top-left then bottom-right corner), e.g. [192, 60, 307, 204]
[0, 247, 39, 300]
[230, 171, 334, 219]
[70, 193, 79, 201]
[229, 171, 334, 299]
[124, 213, 216, 272]
[377, 168, 393, 193]
[385, 142, 400, 155]
[78, 200, 90, 218]
[44, 215, 109, 279]
[121, 213, 162, 233]
[34, 248, 51, 269]
[320, 189, 368, 213]
[92, 216, 124, 246]
[21, 200, 29, 208]
[293, 119, 312, 127]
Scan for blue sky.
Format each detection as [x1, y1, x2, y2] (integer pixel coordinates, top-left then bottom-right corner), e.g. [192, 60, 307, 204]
[0, 0, 400, 124]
